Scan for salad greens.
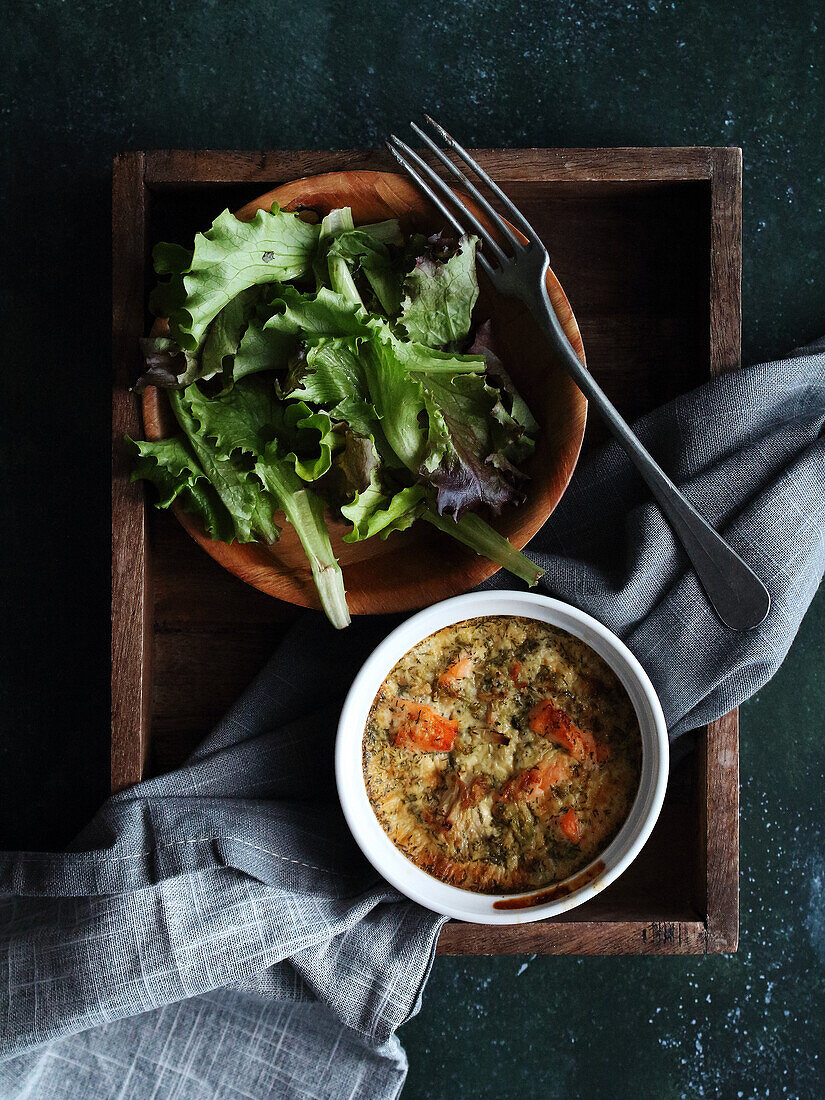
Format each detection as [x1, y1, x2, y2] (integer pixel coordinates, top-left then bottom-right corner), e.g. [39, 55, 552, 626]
[130, 202, 544, 628]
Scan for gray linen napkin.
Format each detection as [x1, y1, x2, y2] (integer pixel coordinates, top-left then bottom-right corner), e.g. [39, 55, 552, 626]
[1, 342, 823, 1099]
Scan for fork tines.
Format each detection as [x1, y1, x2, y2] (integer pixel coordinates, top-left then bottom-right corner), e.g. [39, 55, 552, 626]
[385, 116, 541, 274]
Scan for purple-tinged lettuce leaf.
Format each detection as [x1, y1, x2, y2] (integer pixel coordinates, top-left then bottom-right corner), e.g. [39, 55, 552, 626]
[134, 337, 201, 393]
[417, 369, 527, 517]
[399, 234, 479, 348]
[468, 319, 538, 456]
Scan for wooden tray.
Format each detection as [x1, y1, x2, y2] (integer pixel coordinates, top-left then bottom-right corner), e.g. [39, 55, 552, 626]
[112, 147, 741, 955]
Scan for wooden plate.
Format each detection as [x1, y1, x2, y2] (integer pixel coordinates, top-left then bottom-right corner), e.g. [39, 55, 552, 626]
[141, 170, 587, 615]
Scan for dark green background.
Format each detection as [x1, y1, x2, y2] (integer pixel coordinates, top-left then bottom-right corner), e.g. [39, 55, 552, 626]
[2, 1, 823, 1096]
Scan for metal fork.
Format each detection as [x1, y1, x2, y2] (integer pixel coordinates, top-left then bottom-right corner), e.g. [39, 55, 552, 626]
[387, 117, 771, 631]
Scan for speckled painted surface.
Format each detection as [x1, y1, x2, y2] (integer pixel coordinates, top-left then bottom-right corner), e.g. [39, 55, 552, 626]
[1, 1, 822, 1096]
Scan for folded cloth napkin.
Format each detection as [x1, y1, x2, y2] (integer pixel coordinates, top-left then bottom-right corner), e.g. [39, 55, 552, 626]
[1, 342, 823, 1099]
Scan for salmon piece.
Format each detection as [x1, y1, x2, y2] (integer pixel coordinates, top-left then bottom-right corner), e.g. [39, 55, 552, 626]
[390, 698, 458, 752]
[557, 808, 584, 844]
[437, 655, 474, 691]
[497, 755, 571, 803]
[528, 700, 607, 763]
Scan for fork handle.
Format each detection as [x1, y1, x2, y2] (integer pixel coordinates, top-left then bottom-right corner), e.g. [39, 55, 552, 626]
[532, 288, 771, 631]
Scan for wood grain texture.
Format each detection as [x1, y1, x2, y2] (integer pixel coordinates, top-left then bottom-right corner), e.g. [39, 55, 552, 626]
[112, 147, 743, 955]
[141, 169, 588, 614]
[111, 153, 151, 792]
[708, 148, 743, 376]
[436, 919, 707, 956]
[701, 712, 740, 953]
[142, 147, 719, 186]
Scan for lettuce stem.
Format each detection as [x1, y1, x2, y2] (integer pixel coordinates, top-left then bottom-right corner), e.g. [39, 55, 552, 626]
[256, 461, 350, 629]
[281, 489, 351, 629]
[423, 508, 545, 588]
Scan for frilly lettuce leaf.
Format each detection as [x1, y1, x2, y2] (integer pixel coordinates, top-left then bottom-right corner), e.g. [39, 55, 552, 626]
[150, 205, 319, 351]
[178, 375, 277, 458]
[140, 378, 349, 625]
[342, 483, 426, 542]
[282, 338, 376, 439]
[399, 234, 479, 347]
[179, 377, 338, 482]
[270, 402, 339, 482]
[168, 389, 279, 544]
[264, 286, 371, 340]
[127, 435, 236, 542]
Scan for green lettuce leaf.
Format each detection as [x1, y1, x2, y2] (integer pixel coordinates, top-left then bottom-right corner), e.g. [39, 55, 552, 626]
[264, 286, 371, 340]
[164, 377, 348, 626]
[199, 287, 262, 388]
[316, 207, 363, 307]
[179, 377, 338, 483]
[270, 401, 339, 481]
[328, 228, 403, 316]
[168, 388, 279, 544]
[232, 313, 298, 383]
[179, 375, 278, 458]
[359, 333, 429, 471]
[150, 205, 319, 351]
[342, 483, 426, 542]
[399, 234, 479, 347]
[127, 435, 236, 542]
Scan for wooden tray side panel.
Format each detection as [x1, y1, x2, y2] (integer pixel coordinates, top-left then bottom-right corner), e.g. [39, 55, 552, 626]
[702, 712, 740, 953]
[702, 147, 742, 952]
[708, 147, 743, 377]
[111, 153, 151, 792]
[142, 147, 719, 186]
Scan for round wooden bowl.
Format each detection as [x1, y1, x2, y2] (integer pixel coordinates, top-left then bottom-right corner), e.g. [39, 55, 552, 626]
[142, 170, 588, 615]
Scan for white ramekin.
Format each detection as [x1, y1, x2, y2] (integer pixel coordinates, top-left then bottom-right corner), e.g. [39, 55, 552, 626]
[335, 591, 669, 924]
